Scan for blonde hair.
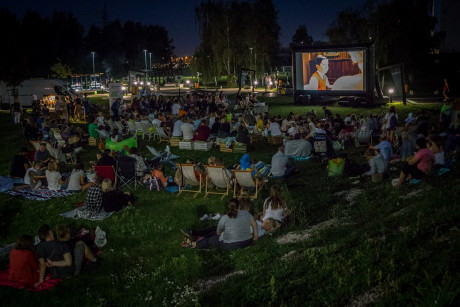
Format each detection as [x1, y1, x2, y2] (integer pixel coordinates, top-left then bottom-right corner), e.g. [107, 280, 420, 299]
[101, 178, 113, 192]
[56, 225, 70, 241]
[47, 161, 58, 172]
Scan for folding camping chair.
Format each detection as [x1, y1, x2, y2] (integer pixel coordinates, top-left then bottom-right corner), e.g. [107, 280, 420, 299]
[107, 119, 116, 131]
[140, 122, 153, 140]
[126, 121, 137, 135]
[178, 163, 203, 197]
[204, 165, 232, 199]
[233, 170, 263, 200]
[354, 129, 373, 147]
[94, 165, 117, 186]
[116, 156, 138, 190]
[114, 121, 125, 132]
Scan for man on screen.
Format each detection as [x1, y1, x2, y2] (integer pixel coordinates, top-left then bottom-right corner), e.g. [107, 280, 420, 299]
[304, 55, 331, 91]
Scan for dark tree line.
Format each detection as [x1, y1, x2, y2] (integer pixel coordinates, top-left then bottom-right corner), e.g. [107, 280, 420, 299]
[192, 0, 280, 85]
[0, 8, 174, 85]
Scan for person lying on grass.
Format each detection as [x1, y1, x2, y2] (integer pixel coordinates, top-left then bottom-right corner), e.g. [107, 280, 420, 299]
[55, 225, 98, 275]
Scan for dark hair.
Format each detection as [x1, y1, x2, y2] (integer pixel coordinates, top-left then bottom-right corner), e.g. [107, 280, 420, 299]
[227, 198, 239, 218]
[38, 224, 51, 241]
[75, 162, 84, 170]
[15, 235, 35, 252]
[315, 55, 328, 66]
[416, 138, 427, 149]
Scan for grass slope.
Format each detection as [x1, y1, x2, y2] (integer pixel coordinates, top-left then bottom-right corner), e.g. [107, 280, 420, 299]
[0, 98, 458, 306]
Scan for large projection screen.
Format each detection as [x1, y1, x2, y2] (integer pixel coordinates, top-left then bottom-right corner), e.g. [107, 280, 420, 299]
[295, 49, 367, 94]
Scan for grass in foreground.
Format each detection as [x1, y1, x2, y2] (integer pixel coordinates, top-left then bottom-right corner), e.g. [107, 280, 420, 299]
[0, 98, 458, 306]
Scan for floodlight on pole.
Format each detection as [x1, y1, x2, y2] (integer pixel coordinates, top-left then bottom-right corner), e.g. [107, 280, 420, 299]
[143, 49, 148, 71]
[149, 52, 152, 70]
[91, 52, 95, 75]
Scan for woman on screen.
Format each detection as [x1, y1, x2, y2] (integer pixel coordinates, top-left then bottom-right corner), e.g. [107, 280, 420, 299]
[331, 51, 364, 91]
[304, 55, 331, 91]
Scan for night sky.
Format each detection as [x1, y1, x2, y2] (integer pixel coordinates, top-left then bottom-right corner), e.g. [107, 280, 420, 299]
[3, 0, 375, 56]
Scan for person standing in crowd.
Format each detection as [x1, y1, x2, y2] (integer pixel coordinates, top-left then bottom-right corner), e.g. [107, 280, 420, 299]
[11, 98, 23, 125]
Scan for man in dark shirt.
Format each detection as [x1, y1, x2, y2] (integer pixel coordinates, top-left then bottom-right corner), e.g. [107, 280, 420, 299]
[10, 147, 30, 178]
[34, 143, 52, 165]
[97, 149, 117, 168]
[37, 224, 75, 284]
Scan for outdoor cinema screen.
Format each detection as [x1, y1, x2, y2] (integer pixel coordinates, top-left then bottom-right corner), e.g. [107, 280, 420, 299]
[294, 49, 366, 92]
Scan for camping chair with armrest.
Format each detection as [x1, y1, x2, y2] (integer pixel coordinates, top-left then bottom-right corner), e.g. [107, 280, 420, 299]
[134, 122, 144, 136]
[94, 165, 117, 187]
[140, 122, 153, 140]
[233, 170, 262, 200]
[126, 121, 137, 135]
[178, 163, 203, 197]
[117, 156, 139, 191]
[204, 165, 232, 199]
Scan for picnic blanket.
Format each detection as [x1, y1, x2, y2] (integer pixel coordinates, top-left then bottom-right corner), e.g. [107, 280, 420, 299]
[0, 176, 24, 193]
[60, 208, 114, 221]
[105, 137, 138, 151]
[0, 270, 61, 292]
[4, 189, 74, 201]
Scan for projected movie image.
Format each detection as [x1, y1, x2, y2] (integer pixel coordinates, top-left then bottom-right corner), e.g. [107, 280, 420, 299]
[296, 50, 365, 91]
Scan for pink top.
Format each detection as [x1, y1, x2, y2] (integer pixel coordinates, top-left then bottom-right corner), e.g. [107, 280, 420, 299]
[415, 148, 435, 174]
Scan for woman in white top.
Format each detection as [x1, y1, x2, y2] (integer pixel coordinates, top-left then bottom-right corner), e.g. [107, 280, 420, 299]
[45, 161, 67, 191]
[268, 118, 282, 136]
[67, 162, 93, 192]
[384, 106, 398, 143]
[261, 185, 288, 222]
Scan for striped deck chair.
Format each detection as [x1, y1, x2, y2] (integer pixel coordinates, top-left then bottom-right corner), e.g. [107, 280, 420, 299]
[156, 126, 171, 144]
[233, 170, 262, 200]
[114, 121, 125, 132]
[107, 119, 116, 131]
[178, 163, 203, 197]
[205, 165, 232, 199]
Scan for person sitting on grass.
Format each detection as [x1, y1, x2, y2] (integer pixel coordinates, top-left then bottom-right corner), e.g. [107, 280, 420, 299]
[101, 178, 133, 212]
[182, 198, 258, 250]
[371, 135, 393, 170]
[82, 176, 104, 213]
[10, 147, 30, 179]
[8, 235, 39, 287]
[55, 225, 98, 275]
[66, 162, 93, 192]
[152, 163, 171, 188]
[396, 138, 435, 186]
[271, 147, 296, 178]
[32, 160, 68, 191]
[361, 148, 385, 182]
[37, 224, 75, 286]
[259, 185, 289, 224]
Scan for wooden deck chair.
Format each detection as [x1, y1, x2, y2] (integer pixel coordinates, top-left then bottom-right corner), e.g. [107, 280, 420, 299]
[233, 170, 262, 200]
[156, 126, 171, 143]
[126, 121, 137, 135]
[140, 122, 153, 140]
[45, 143, 58, 160]
[30, 141, 41, 150]
[107, 119, 116, 131]
[94, 165, 117, 186]
[53, 132, 65, 147]
[114, 121, 125, 132]
[205, 165, 232, 199]
[178, 163, 203, 197]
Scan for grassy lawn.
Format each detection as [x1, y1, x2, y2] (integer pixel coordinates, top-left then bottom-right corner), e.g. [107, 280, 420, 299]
[0, 97, 458, 306]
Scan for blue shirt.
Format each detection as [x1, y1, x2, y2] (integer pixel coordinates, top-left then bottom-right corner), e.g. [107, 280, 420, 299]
[375, 140, 393, 161]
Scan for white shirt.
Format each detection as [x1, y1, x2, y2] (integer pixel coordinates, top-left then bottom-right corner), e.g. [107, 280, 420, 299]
[172, 120, 184, 137]
[181, 123, 195, 140]
[24, 167, 37, 185]
[269, 122, 282, 136]
[46, 170, 61, 191]
[67, 169, 84, 191]
[262, 199, 285, 222]
[172, 103, 180, 115]
[151, 118, 162, 127]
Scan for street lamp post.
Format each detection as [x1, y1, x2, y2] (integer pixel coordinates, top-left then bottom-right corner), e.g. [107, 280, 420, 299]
[143, 49, 148, 72]
[91, 52, 95, 90]
[249, 47, 253, 88]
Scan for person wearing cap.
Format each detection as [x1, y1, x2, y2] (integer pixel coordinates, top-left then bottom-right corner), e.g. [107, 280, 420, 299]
[10, 147, 30, 178]
[34, 142, 52, 165]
